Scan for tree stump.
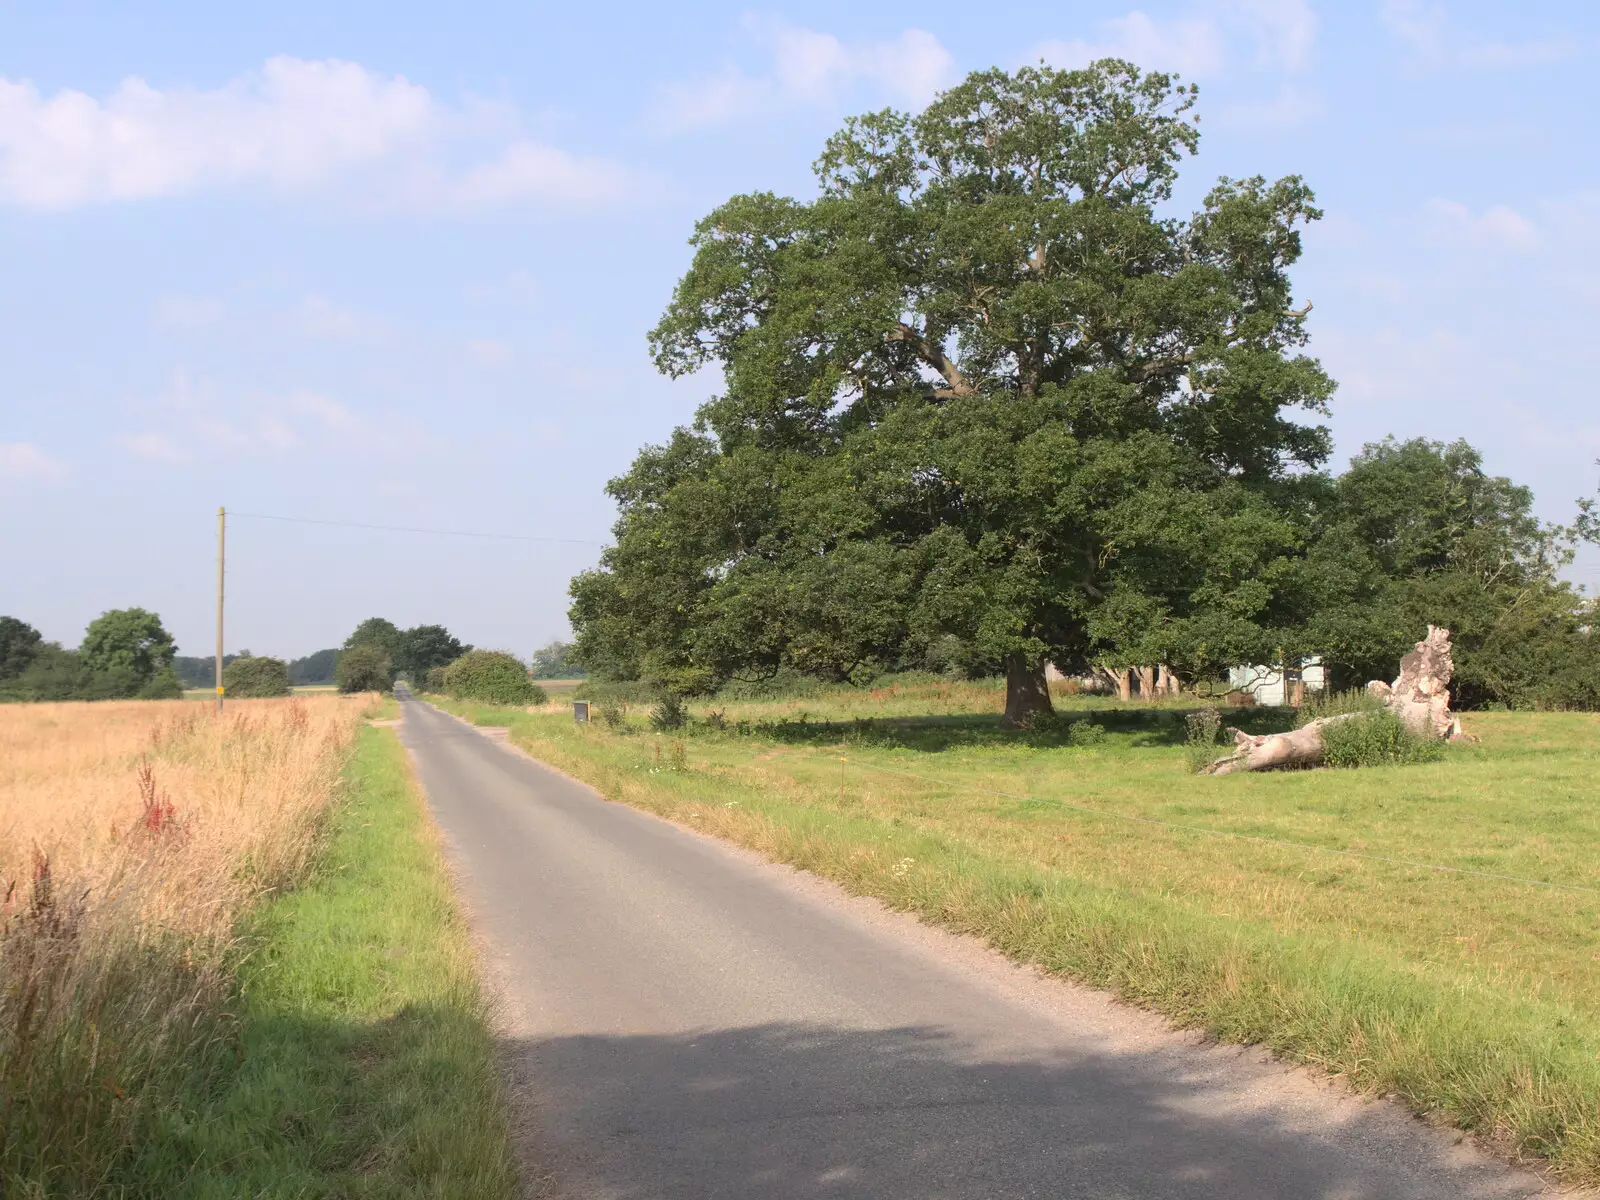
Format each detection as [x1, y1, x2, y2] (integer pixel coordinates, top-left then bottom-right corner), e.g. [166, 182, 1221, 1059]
[1200, 626, 1466, 775]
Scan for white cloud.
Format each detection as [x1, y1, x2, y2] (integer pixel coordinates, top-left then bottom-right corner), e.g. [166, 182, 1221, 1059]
[0, 56, 628, 211]
[1034, 1, 1317, 79]
[120, 432, 189, 462]
[1037, 13, 1226, 77]
[1426, 199, 1540, 251]
[658, 20, 956, 130]
[0, 440, 66, 481]
[1380, 0, 1573, 69]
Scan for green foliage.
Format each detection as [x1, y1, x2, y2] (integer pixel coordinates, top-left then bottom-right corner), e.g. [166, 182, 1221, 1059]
[223, 655, 292, 698]
[79, 608, 176, 692]
[1310, 438, 1597, 709]
[343, 617, 402, 658]
[336, 644, 393, 693]
[1066, 720, 1108, 747]
[440, 650, 545, 705]
[422, 665, 449, 693]
[136, 667, 183, 700]
[287, 649, 338, 685]
[572, 61, 1333, 719]
[1295, 688, 1384, 726]
[174, 655, 238, 689]
[0, 616, 42, 680]
[1319, 710, 1444, 769]
[529, 639, 585, 679]
[1183, 706, 1224, 772]
[394, 625, 467, 683]
[649, 693, 688, 731]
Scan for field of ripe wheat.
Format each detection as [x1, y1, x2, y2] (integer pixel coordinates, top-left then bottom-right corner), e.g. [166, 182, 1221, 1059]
[0, 695, 371, 1194]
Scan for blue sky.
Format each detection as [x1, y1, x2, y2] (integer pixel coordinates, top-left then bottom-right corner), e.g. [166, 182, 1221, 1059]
[1, 0, 1597, 659]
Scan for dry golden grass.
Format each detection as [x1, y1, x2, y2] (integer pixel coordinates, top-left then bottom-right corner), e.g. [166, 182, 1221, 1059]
[0, 695, 373, 1194]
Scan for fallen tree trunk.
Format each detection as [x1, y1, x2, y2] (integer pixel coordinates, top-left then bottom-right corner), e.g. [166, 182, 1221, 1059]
[1200, 625, 1468, 775]
[1201, 713, 1355, 776]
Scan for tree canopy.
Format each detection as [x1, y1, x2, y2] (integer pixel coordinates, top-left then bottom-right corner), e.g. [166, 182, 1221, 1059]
[571, 61, 1333, 723]
[336, 644, 392, 693]
[79, 608, 177, 692]
[0, 617, 42, 681]
[223, 654, 292, 698]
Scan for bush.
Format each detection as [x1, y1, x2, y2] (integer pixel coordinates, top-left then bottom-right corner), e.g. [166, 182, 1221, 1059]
[1184, 707, 1223, 772]
[222, 655, 291, 698]
[136, 667, 184, 700]
[337, 645, 393, 693]
[1066, 720, 1107, 747]
[441, 651, 546, 706]
[649, 694, 687, 731]
[1319, 709, 1444, 768]
[422, 665, 448, 694]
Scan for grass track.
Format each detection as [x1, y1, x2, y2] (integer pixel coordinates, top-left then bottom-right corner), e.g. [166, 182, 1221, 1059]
[124, 723, 517, 1198]
[433, 686, 1600, 1184]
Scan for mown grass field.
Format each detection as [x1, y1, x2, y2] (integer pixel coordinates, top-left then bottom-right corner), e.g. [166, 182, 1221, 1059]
[432, 679, 1600, 1183]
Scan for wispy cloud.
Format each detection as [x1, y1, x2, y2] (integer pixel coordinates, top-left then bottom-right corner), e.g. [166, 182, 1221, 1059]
[152, 293, 224, 330]
[1379, 1, 1574, 70]
[0, 56, 630, 212]
[296, 295, 365, 339]
[1034, 0, 1318, 78]
[1426, 199, 1540, 251]
[657, 19, 956, 131]
[119, 432, 189, 463]
[0, 440, 67, 482]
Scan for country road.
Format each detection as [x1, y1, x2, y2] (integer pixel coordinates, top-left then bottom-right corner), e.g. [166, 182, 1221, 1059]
[396, 690, 1553, 1200]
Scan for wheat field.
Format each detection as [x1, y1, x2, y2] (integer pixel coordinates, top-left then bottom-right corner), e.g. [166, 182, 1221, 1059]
[0, 695, 372, 1193]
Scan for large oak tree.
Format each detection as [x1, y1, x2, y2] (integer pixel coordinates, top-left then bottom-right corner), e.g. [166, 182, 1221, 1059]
[571, 61, 1334, 723]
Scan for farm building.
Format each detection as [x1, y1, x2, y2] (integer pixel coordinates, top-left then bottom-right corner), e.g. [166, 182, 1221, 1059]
[1226, 658, 1327, 706]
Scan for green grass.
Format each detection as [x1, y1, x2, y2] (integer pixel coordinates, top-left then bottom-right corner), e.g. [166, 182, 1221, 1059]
[434, 679, 1600, 1183]
[124, 724, 517, 1198]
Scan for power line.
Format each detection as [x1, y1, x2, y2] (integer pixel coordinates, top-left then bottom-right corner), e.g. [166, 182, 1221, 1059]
[803, 752, 1600, 898]
[229, 511, 604, 547]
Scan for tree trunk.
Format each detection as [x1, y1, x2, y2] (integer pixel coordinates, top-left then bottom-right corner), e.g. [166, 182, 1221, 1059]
[1159, 664, 1182, 696]
[1001, 654, 1054, 729]
[1098, 666, 1132, 702]
[1135, 666, 1156, 699]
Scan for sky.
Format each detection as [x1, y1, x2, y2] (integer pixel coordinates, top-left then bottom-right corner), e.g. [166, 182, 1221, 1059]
[1, 0, 1597, 660]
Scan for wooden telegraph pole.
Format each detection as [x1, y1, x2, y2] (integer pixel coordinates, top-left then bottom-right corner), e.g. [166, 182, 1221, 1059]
[216, 506, 226, 714]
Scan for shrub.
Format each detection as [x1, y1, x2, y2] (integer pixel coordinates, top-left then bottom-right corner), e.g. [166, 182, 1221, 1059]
[422, 665, 448, 693]
[337, 645, 393, 693]
[135, 667, 184, 700]
[649, 694, 687, 731]
[1066, 720, 1107, 747]
[599, 704, 627, 730]
[441, 650, 546, 706]
[222, 655, 291, 698]
[1319, 709, 1444, 768]
[1184, 707, 1224, 772]
[1296, 688, 1384, 727]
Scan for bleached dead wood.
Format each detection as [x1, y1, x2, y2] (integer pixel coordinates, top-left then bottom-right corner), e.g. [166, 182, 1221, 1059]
[1200, 626, 1467, 775]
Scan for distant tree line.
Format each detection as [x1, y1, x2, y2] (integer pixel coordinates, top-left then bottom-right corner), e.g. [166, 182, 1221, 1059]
[529, 639, 584, 679]
[569, 61, 1600, 718]
[334, 618, 472, 693]
[0, 609, 183, 701]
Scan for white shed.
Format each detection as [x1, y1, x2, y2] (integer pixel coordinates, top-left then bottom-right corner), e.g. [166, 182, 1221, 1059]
[1227, 658, 1326, 706]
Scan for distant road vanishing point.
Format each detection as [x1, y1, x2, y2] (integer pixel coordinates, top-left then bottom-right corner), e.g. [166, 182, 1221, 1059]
[396, 688, 1551, 1200]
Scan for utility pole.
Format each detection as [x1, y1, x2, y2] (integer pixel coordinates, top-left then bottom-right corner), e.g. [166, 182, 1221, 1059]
[216, 506, 226, 714]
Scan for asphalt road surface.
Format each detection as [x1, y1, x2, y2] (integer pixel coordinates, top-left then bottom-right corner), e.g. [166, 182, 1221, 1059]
[396, 689, 1553, 1200]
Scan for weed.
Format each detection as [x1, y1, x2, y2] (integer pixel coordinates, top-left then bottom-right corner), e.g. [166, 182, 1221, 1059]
[649, 694, 687, 731]
[1320, 709, 1445, 768]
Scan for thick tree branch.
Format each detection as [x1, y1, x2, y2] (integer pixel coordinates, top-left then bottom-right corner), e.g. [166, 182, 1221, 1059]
[887, 323, 977, 396]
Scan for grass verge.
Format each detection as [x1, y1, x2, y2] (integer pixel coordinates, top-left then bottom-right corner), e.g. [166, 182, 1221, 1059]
[125, 723, 517, 1198]
[431, 688, 1600, 1184]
